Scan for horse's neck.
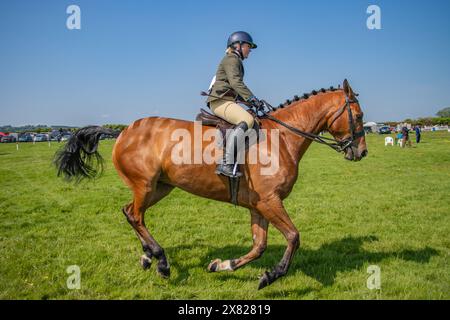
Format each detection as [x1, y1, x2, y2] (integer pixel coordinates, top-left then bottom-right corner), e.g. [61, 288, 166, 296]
[269, 92, 342, 164]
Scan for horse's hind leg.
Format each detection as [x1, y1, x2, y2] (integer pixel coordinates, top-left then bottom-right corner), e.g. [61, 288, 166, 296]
[122, 181, 174, 278]
[208, 208, 268, 272]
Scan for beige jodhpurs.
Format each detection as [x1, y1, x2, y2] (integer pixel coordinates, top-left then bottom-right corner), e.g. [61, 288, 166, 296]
[209, 100, 254, 129]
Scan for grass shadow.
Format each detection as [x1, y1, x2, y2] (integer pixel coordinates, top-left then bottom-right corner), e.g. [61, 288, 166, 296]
[292, 235, 438, 286]
[166, 235, 439, 290]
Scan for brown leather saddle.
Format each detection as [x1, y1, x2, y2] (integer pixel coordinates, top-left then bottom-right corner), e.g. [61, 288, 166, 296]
[195, 108, 261, 206]
[195, 108, 261, 146]
[196, 108, 262, 205]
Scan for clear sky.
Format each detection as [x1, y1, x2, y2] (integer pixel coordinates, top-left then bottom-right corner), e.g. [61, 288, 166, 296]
[1, 0, 450, 126]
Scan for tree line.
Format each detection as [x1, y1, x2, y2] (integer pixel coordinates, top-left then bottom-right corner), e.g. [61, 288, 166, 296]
[0, 124, 128, 134]
[383, 107, 450, 127]
[3, 107, 449, 134]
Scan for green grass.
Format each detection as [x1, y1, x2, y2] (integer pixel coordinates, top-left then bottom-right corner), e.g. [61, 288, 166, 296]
[0, 132, 449, 300]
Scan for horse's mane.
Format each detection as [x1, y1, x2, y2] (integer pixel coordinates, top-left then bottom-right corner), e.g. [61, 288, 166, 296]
[272, 85, 343, 113]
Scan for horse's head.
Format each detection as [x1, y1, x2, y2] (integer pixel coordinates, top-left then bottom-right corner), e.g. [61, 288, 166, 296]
[326, 79, 368, 161]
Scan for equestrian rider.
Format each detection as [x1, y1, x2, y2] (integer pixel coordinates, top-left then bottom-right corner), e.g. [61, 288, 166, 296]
[206, 31, 263, 177]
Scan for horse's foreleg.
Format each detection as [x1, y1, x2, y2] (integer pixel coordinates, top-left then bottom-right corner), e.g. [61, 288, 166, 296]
[208, 209, 268, 272]
[255, 197, 300, 290]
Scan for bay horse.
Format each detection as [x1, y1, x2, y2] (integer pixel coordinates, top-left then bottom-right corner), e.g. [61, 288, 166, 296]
[54, 79, 367, 290]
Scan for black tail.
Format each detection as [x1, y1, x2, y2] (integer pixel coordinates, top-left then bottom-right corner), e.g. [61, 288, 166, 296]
[54, 126, 120, 182]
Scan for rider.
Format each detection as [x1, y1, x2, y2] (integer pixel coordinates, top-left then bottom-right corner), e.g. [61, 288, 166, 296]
[206, 31, 263, 177]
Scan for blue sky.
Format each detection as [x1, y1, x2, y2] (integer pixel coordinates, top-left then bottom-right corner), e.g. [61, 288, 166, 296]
[1, 0, 450, 126]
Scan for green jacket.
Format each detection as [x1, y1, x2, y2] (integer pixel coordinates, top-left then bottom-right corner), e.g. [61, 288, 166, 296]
[207, 52, 254, 104]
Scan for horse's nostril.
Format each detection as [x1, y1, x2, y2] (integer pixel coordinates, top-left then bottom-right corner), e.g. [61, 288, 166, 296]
[361, 150, 368, 158]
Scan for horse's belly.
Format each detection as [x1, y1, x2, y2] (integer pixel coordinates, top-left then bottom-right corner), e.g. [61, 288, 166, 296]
[160, 163, 233, 203]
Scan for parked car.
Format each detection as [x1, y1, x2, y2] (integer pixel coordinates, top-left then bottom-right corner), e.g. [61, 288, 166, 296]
[1, 135, 17, 143]
[19, 134, 33, 142]
[60, 134, 72, 142]
[34, 134, 48, 142]
[99, 133, 116, 140]
[49, 131, 60, 141]
[378, 126, 391, 134]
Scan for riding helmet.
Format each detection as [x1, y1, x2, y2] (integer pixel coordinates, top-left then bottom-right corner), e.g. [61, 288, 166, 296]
[227, 31, 258, 49]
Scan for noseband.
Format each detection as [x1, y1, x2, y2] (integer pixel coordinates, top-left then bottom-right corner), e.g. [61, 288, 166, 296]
[259, 96, 365, 153]
[326, 96, 366, 151]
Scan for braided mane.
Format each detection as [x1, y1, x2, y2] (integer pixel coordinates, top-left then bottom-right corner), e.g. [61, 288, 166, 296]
[273, 85, 342, 111]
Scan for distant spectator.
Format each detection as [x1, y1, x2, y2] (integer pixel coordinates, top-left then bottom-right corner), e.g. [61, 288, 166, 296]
[415, 126, 421, 144]
[401, 127, 411, 147]
[58, 128, 63, 143]
[395, 132, 403, 145]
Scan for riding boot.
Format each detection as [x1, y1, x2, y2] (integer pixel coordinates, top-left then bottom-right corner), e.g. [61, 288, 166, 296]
[215, 121, 249, 177]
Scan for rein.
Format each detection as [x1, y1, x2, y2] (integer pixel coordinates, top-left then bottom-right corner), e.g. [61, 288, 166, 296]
[200, 92, 365, 153]
[260, 97, 365, 152]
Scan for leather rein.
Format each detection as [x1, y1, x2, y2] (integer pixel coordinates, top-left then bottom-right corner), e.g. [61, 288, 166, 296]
[260, 97, 365, 152]
[200, 92, 365, 153]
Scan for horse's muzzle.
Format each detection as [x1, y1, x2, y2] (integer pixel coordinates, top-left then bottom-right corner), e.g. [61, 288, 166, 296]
[345, 147, 368, 161]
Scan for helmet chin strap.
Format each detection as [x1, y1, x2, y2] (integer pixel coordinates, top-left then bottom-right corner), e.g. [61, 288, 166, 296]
[232, 43, 245, 60]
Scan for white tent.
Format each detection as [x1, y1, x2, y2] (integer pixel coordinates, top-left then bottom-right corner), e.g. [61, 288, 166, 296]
[363, 122, 378, 133]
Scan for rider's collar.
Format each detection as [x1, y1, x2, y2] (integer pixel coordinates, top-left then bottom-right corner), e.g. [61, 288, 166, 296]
[230, 49, 244, 60]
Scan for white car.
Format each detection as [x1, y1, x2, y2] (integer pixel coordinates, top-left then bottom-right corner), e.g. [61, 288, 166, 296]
[60, 134, 72, 141]
[34, 134, 48, 142]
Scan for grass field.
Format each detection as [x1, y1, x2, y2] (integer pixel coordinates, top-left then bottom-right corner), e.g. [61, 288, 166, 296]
[0, 131, 449, 300]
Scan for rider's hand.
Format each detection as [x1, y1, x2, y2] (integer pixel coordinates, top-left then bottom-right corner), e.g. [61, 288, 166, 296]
[248, 96, 264, 110]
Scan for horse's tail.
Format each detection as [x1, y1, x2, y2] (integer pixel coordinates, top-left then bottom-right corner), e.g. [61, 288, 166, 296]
[54, 126, 121, 182]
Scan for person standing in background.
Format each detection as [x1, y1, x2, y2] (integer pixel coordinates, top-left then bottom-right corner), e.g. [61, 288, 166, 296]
[415, 126, 421, 144]
[402, 126, 411, 147]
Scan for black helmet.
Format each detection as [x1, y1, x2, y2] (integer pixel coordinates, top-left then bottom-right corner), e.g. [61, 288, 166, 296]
[227, 31, 257, 49]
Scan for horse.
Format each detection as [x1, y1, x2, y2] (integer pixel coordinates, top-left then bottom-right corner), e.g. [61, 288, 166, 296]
[54, 79, 368, 290]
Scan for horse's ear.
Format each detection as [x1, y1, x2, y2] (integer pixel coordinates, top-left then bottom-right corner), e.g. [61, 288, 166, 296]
[343, 79, 355, 98]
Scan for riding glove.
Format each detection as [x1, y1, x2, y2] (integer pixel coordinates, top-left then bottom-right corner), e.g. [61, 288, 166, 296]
[248, 96, 264, 110]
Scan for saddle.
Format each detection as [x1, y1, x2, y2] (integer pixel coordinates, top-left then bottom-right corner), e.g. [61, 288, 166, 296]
[196, 108, 261, 206]
[196, 108, 261, 145]
[196, 108, 235, 128]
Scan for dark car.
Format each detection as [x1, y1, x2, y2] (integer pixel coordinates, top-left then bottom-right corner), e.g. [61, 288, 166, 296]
[1, 135, 17, 143]
[19, 134, 33, 142]
[378, 126, 391, 134]
[49, 130, 60, 141]
[99, 133, 116, 140]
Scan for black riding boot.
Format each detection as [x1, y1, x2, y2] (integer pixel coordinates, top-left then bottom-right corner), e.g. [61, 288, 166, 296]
[215, 121, 249, 177]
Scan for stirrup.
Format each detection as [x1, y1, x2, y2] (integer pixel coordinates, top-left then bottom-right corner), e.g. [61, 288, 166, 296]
[215, 163, 242, 178]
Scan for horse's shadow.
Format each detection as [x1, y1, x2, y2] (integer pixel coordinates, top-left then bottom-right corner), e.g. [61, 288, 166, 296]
[166, 235, 438, 289]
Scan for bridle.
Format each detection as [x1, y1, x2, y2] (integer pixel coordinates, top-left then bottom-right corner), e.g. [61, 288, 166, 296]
[259, 96, 365, 153]
[200, 92, 365, 153]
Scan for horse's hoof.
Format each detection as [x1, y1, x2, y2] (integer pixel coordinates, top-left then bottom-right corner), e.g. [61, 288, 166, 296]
[156, 262, 170, 278]
[140, 255, 152, 270]
[208, 259, 222, 272]
[257, 271, 271, 290]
